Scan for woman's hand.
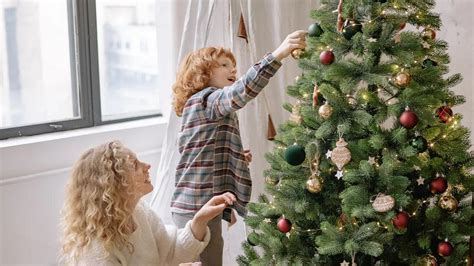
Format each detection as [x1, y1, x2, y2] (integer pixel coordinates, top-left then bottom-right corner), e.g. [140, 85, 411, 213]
[190, 192, 236, 241]
[272, 30, 307, 61]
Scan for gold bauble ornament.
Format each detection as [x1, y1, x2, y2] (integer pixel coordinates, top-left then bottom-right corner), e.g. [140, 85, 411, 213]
[419, 254, 438, 266]
[336, 213, 357, 228]
[291, 48, 304, 59]
[394, 72, 411, 87]
[289, 101, 302, 124]
[422, 28, 436, 40]
[372, 193, 395, 212]
[318, 101, 333, 119]
[306, 174, 323, 193]
[265, 176, 279, 185]
[347, 97, 357, 107]
[331, 138, 351, 170]
[438, 194, 458, 212]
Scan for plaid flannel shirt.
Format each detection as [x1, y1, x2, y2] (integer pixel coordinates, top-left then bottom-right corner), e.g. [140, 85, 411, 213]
[171, 53, 282, 221]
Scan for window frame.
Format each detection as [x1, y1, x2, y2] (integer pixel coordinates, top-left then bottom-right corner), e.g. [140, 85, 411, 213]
[0, 0, 162, 140]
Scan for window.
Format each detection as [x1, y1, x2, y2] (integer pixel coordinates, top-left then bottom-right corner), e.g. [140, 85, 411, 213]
[0, 0, 162, 140]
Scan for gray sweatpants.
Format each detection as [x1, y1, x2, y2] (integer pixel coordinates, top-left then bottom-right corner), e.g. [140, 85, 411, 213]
[172, 212, 223, 266]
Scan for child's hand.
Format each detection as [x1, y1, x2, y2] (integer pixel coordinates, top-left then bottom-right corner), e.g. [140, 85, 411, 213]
[244, 149, 252, 165]
[272, 30, 307, 61]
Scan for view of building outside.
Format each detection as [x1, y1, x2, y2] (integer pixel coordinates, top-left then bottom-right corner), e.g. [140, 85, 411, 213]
[96, 0, 161, 121]
[0, 0, 162, 130]
[0, 0, 77, 128]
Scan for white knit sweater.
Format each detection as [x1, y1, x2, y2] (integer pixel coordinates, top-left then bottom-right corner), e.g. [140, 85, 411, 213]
[76, 200, 210, 266]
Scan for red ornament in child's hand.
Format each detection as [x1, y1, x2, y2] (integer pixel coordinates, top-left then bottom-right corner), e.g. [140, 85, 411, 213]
[320, 50, 335, 65]
[392, 211, 409, 229]
[429, 176, 448, 194]
[436, 106, 453, 123]
[437, 240, 453, 256]
[277, 217, 292, 233]
[399, 107, 418, 129]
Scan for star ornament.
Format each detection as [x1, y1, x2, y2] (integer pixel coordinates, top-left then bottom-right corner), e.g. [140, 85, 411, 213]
[416, 176, 425, 185]
[368, 156, 376, 165]
[413, 165, 421, 171]
[340, 260, 350, 266]
[335, 170, 344, 180]
[263, 218, 271, 223]
[368, 37, 377, 43]
[422, 41, 431, 49]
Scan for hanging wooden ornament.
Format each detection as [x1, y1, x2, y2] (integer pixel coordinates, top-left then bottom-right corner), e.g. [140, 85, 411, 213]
[312, 82, 319, 107]
[290, 101, 303, 124]
[371, 193, 395, 212]
[336, 0, 344, 32]
[267, 114, 277, 140]
[331, 137, 351, 170]
[237, 13, 248, 43]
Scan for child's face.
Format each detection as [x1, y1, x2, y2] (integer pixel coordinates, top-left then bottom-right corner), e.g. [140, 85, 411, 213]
[123, 148, 153, 199]
[208, 56, 236, 88]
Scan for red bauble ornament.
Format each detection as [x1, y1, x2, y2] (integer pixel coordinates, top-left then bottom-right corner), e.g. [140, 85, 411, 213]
[320, 50, 335, 65]
[277, 217, 292, 233]
[437, 240, 453, 256]
[399, 107, 419, 129]
[392, 211, 409, 229]
[430, 176, 448, 194]
[436, 106, 453, 123]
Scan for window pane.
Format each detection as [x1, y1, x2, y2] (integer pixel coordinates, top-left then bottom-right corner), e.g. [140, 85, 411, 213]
[0, 0, 79, 129]
[96, 0, 161, 121]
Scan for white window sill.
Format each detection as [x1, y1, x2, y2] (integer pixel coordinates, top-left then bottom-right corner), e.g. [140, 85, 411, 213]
[0, 117, 169, 181]
[0, 116, 168, 148]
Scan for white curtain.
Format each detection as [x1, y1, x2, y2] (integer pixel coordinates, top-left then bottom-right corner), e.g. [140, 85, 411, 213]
[150, 0, 317, 264]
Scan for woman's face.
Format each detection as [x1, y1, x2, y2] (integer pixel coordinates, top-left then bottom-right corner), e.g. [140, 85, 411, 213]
[123, 148, 153, 199]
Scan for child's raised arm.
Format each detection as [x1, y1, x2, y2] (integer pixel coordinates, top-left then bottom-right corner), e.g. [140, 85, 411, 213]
[204, 30, 307, 120]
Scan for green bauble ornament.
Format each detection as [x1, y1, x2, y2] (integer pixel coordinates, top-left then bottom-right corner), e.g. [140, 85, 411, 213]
[410, 136, 428, 153]
[247, 231, 259, 246]
[342, 20, 362, 40]
[422, 58, 438, 69]
[284, 144, 306, 166]
[308, 23, 324, 37]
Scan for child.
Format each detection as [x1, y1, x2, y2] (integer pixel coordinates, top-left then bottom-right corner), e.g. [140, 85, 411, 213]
[60, 140, 236, 265]
[171, 30, 307, 265]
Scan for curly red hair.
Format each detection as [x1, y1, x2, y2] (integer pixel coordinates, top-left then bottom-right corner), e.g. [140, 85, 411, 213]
[172, 47, 236, 116]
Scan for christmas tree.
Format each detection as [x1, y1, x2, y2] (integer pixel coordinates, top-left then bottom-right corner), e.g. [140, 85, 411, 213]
[238, 0, 473, 265]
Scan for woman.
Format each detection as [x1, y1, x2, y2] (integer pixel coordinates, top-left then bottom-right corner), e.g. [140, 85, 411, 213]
[60, 140, 235, 265]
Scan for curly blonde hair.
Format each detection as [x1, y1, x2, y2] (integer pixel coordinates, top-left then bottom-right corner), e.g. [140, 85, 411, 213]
[60, 141, 136, 263]
[172, 47, 236, 116]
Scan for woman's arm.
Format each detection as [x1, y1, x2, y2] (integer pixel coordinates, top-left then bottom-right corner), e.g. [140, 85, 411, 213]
[147, 193, 236, 265]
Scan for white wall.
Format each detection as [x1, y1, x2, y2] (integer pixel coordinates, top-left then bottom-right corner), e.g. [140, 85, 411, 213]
[435, 0, 474, 141]
[0, 118, 166, 265]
